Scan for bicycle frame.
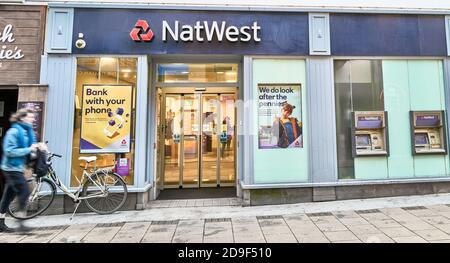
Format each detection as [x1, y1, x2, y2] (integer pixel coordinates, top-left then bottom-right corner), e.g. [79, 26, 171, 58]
[12, 152, 125, 220]
[45, 162, 110, 202]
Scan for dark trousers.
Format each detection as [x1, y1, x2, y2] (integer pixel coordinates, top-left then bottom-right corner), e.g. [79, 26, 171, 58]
[0, 170, 29, 214]
[0, 171, 4, 201]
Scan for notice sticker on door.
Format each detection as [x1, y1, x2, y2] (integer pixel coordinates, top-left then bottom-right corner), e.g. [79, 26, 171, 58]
[115, 158, 129, 176]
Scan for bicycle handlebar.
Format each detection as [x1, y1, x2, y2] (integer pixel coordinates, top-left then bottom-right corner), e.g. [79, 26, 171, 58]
[48, 153, 62, 159]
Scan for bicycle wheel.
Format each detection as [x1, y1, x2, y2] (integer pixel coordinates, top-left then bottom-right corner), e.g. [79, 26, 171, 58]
[8, 177, 56, 220]
[82, 172, 127, 214]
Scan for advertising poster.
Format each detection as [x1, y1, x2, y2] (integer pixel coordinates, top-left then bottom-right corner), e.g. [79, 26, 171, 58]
[115, 158, 130, 176]
[17, 101, 44, 141]
[258, 83, 302, 149]
[80, 85, 133, 153]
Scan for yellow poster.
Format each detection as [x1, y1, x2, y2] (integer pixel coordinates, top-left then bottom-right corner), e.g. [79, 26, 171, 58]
[80, 85, 133, 153]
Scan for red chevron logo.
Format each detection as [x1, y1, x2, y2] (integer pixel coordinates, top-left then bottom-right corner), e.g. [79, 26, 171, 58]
[130, 20, 154, 42]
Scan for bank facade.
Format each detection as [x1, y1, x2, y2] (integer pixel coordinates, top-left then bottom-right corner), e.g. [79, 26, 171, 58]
[34, 3, 450, 211]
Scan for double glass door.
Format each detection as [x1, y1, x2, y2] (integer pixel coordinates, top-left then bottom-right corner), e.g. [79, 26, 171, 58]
[161, 88, 236, 188]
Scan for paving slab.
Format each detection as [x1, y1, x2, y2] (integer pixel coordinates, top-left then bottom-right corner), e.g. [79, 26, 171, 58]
[417, 216, 450, 226]
[413, 229, 450, 241]
[284, 217, 329, 243]
[82, 226, 121, 243]
[19, 228, 66, 243]
[429, 239, 450, 243]
[264, 233, 297, 243]
[141, 224, 177, 243]
[405, 209, 440, 217]
[332, 211, 361, 219]
[400, 221, 437, 231]
[203, 221, 233, 243]
[172, 234, 203, 243]
[323, 231, 359, 242]
[393, 236, 428, 243]
[359, 212, 392, 221]
[296, 234, 330, 243]
[435, 224, 450, 234]
[50, 224, 96, 243]
[355, 233, 395, 243]
[232, 218, 265, 243]
[258, 218, 293, 235]
[110, 222, 151, 243]
[0, 233, 30, 243]
[314, 222, 349, 232]
[346, 224, 381, 234]
[337, 217, 371, 226]
[378, 227, 416, 238]
[367, 219, 403, 229]
[172, 219, 204, 243]
[283, 214, 311, 222]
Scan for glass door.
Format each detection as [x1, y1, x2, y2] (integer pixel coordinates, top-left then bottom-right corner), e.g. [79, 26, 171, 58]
[162, 94, 182, 187]
[219, 94, 236, 186]
[161, 89, 236, 188]
[201, 94, 220, 187]
[182, 94, 200, 187]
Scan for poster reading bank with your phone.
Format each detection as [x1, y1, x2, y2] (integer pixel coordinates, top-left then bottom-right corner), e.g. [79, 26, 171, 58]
[80, 85, 133, 153]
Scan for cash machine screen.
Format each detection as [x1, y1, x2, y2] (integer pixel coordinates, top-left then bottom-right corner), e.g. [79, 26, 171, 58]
[414, 133, 429, 146]
[357, 116, 382, 129]
[416, 115, 440, 127]
[356, 134, 371, 147]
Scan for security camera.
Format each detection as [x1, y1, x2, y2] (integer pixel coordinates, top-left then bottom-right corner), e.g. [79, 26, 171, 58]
[75, 39, 86, 49]
[75, 33, 86, 49]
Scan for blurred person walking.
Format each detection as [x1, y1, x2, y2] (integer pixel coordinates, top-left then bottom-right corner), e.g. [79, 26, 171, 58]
[0, 109, 38, 233]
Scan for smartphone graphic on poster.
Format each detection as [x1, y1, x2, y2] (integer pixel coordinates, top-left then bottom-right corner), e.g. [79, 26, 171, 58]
[103, 114, 125, 138]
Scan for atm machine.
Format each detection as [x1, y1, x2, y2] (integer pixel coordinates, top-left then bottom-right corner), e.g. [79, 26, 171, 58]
[410, 111, 447, 155]
[351, 111, 389, 157]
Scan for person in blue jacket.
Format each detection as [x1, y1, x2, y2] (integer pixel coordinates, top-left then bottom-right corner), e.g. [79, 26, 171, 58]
[0, 108, 38, 232]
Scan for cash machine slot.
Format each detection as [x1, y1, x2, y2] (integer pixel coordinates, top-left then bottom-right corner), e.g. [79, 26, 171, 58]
[352, 111, 389, 157]
[410, 111, 447, 155]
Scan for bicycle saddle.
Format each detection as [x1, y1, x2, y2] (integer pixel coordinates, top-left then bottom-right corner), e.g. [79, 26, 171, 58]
[78, 156, 97, 163]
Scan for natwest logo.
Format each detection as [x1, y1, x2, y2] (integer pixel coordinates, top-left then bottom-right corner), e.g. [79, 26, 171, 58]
[162, 21, 261, 42]
[129, 19, 261, 43]
[130, 20, 154, 42]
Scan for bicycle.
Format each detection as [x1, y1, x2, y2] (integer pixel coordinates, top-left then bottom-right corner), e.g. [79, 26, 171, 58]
[7, 153, 128, 220]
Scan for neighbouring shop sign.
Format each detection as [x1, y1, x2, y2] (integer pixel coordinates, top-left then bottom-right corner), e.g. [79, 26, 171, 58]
[257, 84, 303, 149]
[80, 85, 133, 153]
[0, 5, 44, 84]
[17, 101, 44, 141]
[0, 25, 25, 60]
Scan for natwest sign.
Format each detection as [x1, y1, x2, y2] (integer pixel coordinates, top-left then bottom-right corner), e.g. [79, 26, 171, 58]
[162, 21, 261, 42]
[73, 9, 309, 55]
[130, 19, 261, 43]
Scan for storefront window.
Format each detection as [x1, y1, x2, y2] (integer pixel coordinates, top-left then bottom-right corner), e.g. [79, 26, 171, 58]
[71, 57, 137, 186]
[334, 60, 384, 179]
[157, 63, 238, 83]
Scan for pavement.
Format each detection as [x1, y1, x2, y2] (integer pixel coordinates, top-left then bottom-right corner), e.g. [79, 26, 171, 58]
[2, 193, 450, 243]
